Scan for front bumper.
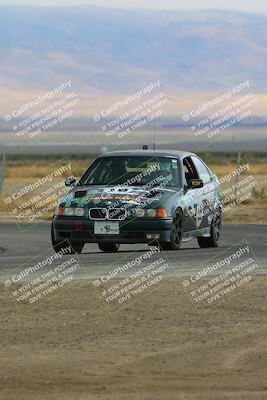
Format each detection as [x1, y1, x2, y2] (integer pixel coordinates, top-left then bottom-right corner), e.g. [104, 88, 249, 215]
[53, 216, 172, 244]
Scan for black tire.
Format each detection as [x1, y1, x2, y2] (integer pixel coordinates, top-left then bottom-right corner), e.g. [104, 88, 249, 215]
[51, 222, 84, 254]
[98, 243, 120, 253]
[197, 215, 222, 248]
[69, 243, 85, 254]
[159, 208, 183, 250]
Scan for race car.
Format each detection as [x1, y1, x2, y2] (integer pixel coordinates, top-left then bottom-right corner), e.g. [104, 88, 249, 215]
[51, 150, 222, 253]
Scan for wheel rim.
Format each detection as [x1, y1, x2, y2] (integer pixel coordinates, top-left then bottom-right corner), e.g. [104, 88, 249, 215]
[172, 213, 183, 245]
[213, 217, 221, 241]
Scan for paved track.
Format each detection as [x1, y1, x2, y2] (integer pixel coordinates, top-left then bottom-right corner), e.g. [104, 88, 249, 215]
[0, 223, 266, 282]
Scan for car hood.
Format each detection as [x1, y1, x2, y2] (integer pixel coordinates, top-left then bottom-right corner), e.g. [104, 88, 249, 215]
[60, 185, 180, 209]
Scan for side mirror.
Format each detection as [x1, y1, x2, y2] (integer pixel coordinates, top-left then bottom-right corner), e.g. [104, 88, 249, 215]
[65, 176, 77, 187]
[188, 179, 204, 189]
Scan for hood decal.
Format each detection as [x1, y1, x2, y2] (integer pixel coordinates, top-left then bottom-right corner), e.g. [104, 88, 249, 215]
[60, 186, 177, 208]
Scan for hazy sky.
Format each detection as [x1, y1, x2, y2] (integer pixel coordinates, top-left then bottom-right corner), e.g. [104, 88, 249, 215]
[0, 0, 266, 13]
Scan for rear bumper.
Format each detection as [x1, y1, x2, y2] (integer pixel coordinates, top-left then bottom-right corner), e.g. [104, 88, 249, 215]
[53, 217, 172, 244]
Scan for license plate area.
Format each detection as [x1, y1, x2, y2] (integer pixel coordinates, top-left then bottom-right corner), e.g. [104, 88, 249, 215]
[94, 221, 120, 235]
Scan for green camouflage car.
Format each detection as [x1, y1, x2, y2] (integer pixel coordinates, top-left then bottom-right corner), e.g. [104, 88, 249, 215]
[51, 150, 222, 253]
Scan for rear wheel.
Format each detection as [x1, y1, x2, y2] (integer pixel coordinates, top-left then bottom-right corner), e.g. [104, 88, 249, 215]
[51, 222, 84, 254]
[197, 215, 222, 248]
[98, 243, 120, 253]
[160, 209, 183, 250]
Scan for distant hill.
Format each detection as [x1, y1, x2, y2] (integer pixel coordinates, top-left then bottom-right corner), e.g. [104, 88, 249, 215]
[0, 6, 267, 94]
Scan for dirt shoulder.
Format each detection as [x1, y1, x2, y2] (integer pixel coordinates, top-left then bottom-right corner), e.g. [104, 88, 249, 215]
[0, 278, 267, 400]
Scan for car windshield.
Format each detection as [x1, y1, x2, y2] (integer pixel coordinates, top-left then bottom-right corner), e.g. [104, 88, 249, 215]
[78, 156, 181, 188]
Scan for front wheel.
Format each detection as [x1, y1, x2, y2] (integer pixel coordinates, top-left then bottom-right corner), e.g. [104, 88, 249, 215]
[98, 243, 120, 253]
[159, 209, 183, 250]
[197, 215, 222, 248]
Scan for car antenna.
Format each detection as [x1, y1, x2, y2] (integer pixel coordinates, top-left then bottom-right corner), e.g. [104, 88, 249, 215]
[153, 117, 157, 150]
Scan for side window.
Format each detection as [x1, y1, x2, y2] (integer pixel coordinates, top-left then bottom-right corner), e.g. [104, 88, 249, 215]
[183, 157, 198, 185]
[191, 156, 211, 184]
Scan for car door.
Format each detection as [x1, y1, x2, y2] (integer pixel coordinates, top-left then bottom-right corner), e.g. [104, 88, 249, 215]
[190, 156, 217, 230]
[182, 157, 204, 232]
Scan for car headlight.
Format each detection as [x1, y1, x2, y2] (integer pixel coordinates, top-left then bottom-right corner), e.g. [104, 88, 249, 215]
[62, 207, 85, 217]
[74, 208, 85, 217]
[135, 209, 145, 218]
[63, 207, 74, 216]
[133, 208, 167, 218]
[146, 209, 157, 217]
